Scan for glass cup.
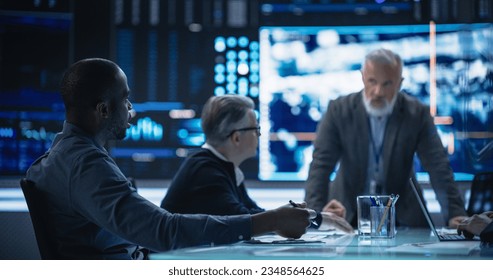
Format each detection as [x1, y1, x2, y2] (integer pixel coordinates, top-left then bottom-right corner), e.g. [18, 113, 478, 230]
[356, 195, 390, 236]
[370, 205, 396, 238]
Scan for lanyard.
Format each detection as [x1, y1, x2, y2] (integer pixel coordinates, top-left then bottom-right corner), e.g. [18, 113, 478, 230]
[367, 117, 385, 176]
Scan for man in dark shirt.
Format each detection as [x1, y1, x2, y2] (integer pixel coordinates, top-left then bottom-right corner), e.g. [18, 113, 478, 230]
[161, 95, 353, 233]
[25, 58, 313, 259]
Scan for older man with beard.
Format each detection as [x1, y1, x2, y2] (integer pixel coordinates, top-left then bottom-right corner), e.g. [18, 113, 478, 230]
[305, 48, 467, 228]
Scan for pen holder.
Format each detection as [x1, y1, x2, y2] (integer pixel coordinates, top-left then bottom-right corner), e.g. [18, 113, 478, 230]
[357, 195, 390, 236]
[370, 205, 396, 238]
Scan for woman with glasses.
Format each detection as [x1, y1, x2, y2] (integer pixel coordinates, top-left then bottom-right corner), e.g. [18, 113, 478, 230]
[160, 94, 264, 215]
[160, 94, 353, 233]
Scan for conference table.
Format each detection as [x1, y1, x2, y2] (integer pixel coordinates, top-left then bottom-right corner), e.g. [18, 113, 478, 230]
[150, 228, 492, 260]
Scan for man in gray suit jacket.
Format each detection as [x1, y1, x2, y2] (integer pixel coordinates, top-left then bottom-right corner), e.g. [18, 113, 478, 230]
[305, 48, 467, 228]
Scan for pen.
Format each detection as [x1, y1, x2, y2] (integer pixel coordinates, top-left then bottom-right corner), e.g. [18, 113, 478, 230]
[377, 195, 393, 233]
[289, 200, 300, 208]
[392, 194, 399, 207]
[289, 200, 318, 226]
[370, 196, 377, 206]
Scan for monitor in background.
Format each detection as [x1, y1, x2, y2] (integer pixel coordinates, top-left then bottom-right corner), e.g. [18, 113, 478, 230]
[466, 172, 493, 216]
[258, 23, 493, 181]
[110, 30, 261, 179]
[3, 1, 493, 181]
[0, 7, 71, 176]
[1, 0, 262, 179]
[109, 104, 205, 179]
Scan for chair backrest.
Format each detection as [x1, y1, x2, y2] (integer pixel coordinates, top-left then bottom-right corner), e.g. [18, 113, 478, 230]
[467, 172, 493, 216]
[20, 178, 61, 259]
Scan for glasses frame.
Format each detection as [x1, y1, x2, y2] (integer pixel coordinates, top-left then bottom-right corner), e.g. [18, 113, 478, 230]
[226, 126, 261, 138]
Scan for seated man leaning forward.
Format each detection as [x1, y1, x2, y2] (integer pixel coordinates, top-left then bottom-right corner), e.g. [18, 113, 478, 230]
[160, 94, 353, 233]
[25, 58, 314, 260]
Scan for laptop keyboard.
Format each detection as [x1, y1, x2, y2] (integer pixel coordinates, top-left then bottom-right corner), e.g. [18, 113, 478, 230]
[439, 234, 466, 241]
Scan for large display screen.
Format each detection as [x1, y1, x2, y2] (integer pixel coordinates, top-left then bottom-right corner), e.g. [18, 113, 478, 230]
[110, 27, 261, 179]
[258, 23, 493, 181]
[0, 10, 70, 176]
[3, 1, 492, 182]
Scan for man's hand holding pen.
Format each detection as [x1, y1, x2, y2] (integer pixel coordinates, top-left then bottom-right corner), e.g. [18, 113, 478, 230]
[288, 200, 317, 220]
[252, 205, 313, 239]
[289, 200, 353, 234]
[268, 203, 315, 239]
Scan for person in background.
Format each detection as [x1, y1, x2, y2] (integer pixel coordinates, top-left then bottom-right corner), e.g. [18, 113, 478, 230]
[161, 94, 353, 233]
[305, 48, 467, 228]
[457, 211, 493, 243]
[25, 58, 313, 259]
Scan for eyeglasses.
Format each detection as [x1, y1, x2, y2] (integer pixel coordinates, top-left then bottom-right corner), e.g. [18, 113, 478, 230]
[226, 126, 261, 138]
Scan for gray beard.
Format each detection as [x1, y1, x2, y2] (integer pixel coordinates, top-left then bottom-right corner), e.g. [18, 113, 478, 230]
[363, 92, 397, 117]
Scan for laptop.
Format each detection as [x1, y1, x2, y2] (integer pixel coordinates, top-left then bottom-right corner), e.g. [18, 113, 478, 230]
[409, 177, 479, 241]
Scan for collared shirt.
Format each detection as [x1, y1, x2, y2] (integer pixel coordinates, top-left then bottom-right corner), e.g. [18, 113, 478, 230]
[366, 115, 390, 194]
[202, 142, 244, 187]
[26, 121, 252, 259]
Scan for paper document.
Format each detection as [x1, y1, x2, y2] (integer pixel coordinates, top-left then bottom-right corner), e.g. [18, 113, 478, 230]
[386, 241, 480, 255]
[244, 234, 324, 244]
[245, 231, 354, 245]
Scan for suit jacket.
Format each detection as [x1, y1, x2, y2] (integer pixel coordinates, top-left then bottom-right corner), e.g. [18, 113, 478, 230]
[161, 149, 265, 215]
[305, 91, 466, 227]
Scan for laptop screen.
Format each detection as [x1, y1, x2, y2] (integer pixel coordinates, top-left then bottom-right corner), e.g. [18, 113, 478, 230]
[409, 177, 441, 237]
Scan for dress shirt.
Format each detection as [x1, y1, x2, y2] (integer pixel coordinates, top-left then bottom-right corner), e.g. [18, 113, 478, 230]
[366, 114, 389, 194]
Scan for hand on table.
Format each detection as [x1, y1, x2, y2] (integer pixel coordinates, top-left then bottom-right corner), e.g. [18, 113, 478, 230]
[457, 212, 493, 237]
[318, 212, 354, 234]
[448, 215, 469, 229]
[252, 203, 313, 239]
[322, 199, 346, 219]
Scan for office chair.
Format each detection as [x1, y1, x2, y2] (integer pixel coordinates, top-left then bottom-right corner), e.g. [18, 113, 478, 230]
[466, 172, 493, 216]
[20, 178, 61, 259]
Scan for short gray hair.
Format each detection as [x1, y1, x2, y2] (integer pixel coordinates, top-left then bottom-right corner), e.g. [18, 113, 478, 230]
[201, 94, 255, 146]
[363, 48, 403, 77]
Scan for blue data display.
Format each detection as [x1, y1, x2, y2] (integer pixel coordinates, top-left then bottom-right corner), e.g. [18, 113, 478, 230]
[258, 24, 493, 181]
